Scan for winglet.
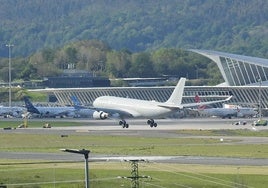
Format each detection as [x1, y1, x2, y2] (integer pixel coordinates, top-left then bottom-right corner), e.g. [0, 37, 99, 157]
[165, 77, 186, 105]
[226, 96, 233, 101]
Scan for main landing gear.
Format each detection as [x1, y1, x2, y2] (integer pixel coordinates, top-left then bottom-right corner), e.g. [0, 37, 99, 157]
[119, 119, 158, 128]
[119, 120, 129, 128]
[147, 119, 157, 127]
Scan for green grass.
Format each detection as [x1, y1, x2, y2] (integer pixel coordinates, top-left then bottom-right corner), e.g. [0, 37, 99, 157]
[0, 88, 47, 102]
[0, 162, 267, 188]
[0, 120, 83, 128]
[176, 129, 268, 137]
[0, 133, 267, 158]
[0, 120, 268, 187]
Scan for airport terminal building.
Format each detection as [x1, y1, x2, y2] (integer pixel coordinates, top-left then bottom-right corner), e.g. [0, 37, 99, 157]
[33, 50, 268, 114]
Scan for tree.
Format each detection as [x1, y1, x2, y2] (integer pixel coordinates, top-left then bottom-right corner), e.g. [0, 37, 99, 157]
[106, 50, 131, 78]
[64, 46, 78, 66]
[19, 64, 38, 80]
[130, 52, 155, 77]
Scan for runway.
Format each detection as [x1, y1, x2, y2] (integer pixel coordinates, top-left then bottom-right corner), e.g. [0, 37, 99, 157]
[1, 151, 267, 166]
[56, 118, 268, 130]
[1, 118, 268, 166]
[6, 117, 267, 130]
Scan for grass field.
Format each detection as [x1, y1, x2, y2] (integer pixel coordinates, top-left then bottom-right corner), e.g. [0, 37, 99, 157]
[0, 133, 268, 158]
[0, 119, 267, 187]
[0, 120, 83, 128]
[0, 161, 267, 187]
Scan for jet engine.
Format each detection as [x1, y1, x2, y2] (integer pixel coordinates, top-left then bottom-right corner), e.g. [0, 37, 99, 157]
[93, 111, 109, 119]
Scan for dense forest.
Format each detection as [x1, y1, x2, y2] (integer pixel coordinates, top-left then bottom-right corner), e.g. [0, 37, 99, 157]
[0, 40, 221, 85]
[1, 0, 268, 57]
[0, 0, 268, 86]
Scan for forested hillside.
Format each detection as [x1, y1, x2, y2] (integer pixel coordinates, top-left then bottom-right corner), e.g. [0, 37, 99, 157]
[1, 0, 268, 57]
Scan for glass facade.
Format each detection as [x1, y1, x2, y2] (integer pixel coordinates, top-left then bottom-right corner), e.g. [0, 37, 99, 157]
[220, 56, 268, 86]
[36, 85, 268, 110]
[193, 49, 268, 86]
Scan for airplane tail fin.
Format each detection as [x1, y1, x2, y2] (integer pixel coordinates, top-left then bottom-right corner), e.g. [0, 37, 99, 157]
[70, 95, 84, 110]
[194, 94, 201, 103]
[165, 77, 186, 105]
[195, 94, 207, 110]
[70, 95, 81, 106]
[23, 97, 40, 114]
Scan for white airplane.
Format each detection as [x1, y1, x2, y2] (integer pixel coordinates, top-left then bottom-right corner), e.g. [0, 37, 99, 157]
[24, 97, 76, 118]
[0, 106, 26, 118]
[92, 77, 232, 128]
[195, 96, 257, 118]
[197, 107, 257, 119]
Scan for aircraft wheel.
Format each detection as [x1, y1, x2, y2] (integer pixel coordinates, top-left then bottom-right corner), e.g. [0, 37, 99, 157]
[122, 123, 129, 128]
[120, 120, 129, 128]
[119, 120, 125, 125]
[147, 119, 154, 125]
[153, 123, 157, 127]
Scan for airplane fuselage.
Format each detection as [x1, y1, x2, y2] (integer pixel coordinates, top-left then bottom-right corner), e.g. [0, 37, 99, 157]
[34, 106, 76, 117]
[199, 107, 257, 118]
[0, 106, 25, 117]
[75, 108, 94, 118]
[93, 96, 176, 119]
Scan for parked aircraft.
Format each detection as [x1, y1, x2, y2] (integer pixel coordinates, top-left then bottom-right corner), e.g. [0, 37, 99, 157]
[0, 106, 25, 118]
[70, 96, 95, 118]
[23, 97, 76, 118]
[92, 77, 232, 128]
[195, 95, 257, 118]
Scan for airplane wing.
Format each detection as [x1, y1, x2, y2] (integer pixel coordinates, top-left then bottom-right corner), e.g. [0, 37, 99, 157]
[56, 110, 73, 117]
[158, 96, 232, 109]
[157, 103, 182, 109]
[182, 96, 233, 108]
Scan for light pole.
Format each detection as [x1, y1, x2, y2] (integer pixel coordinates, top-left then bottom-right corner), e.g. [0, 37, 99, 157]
[258, 78, 262, 120]
[257, 77, 262, 120]
[60, 149, 90, 188]
[6, 44, 14, 107]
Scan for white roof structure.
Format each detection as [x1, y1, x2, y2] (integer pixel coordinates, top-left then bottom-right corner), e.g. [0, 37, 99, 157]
[190, 49, 268, 86]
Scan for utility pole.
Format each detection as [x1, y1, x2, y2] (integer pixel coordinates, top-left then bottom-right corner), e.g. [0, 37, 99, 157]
[119, 159, 150, 188]
[6, 44, 14, 107]
[130, 160, 140, 188]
